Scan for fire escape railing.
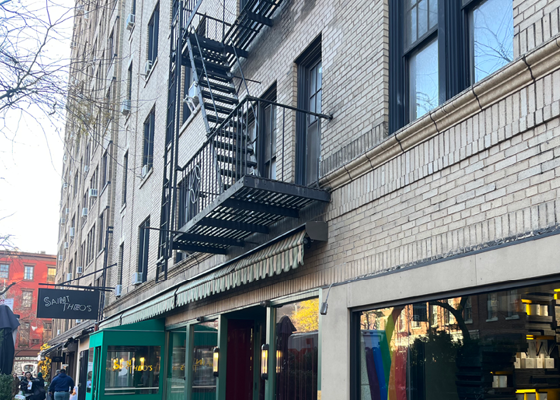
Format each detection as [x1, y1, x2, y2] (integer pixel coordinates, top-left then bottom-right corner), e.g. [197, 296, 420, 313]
[176, 96, 332, 229]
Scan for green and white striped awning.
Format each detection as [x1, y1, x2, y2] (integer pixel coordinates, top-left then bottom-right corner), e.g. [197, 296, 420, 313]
[176, 230, 306, 307]
[120, 289, 176, 325]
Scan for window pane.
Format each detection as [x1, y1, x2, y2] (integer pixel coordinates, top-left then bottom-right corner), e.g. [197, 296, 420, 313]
[358, 281, 560, 400]
[406, 5, 417, 46]
[417, 0, 428, 38]
[429, 0, 437, 29]
[192, 322, 218, 397]
[275, 299, 319, 400]
[409, 38, 439, 121]
[470, 0, 513, 83]
[105, 346, 161, 395]
[167, 330, 186, 400]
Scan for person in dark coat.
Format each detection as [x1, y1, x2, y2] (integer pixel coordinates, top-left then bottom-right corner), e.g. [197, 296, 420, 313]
[12, 373, 21, 396]
[20, 371, 42, 399]
[48, 369, 75, 400]
[36, 372, 47, 400]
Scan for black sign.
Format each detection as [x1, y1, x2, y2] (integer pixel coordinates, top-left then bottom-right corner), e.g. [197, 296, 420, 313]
[37, 289, 99, 319]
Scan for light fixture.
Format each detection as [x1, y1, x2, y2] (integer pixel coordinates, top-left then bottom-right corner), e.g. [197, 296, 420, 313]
[276, 350, 282, 373]
[213, 347, 220, 377]
[261, 344, 269, 380]
[320, 283, 333, 315]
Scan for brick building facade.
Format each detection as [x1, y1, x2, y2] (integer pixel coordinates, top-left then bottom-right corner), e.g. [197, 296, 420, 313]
[53, 0, 560, 399]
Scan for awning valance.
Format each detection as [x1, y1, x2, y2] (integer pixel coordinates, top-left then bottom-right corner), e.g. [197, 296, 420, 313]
[120, 289, 176, 325]
[176, 230, 306, 307]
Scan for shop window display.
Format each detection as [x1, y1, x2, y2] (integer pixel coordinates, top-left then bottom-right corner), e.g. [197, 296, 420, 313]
[192, 321, 218, 400]
[105, 346, 161, 395]
[167, 329, 186, 400]
[276, 299, 319, 400]
[356, 282, 560, 400]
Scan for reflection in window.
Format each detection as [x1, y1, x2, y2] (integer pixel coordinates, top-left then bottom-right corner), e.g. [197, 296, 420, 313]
[167, 329, 186, 400]
[87, 348, 94, 393]
[192, 321, 218, 396]
[405, 0, 437, 47]
[408, 39, 439, 121]
[105, 346, 161, 395]
[469, 0, 513, 83]
[276, 299, 318, 400]
[507, 289, 519, 318]
[357, 282, 560, 400]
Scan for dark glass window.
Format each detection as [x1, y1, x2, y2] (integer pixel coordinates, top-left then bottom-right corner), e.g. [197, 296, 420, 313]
[147, 5, 159, 63]
[143, 109, 155, 170]
[122, 152, 128, 205]
[354, 280, 560, 400]
[178, 166, 200, 227]
[390, 0, 514, 133]
[137, 217, 150, 282]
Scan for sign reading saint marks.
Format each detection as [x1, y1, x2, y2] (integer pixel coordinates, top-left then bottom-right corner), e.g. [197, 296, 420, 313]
[37, 288, 100, 319]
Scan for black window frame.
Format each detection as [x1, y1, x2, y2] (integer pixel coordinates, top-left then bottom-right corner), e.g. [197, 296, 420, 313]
[122, 151, 128, 206]
[137, 217, 150, 283]
[143, 109, 156, 170]
[147, 4, 159, 63]
[389, 0, 512, 134]
[295, 36, 322, 186]
[258, 84, 278, 180]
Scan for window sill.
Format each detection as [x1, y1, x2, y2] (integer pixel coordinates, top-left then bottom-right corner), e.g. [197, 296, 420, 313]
[100, 181, 110, 197]
[486, 317, 499, 322]
[505, 315, 520, 320]
[179, 105, 202, 136]
[144, 58, 158, 85]
[464, 319, 473, 324]
[139, 167, 153, 189]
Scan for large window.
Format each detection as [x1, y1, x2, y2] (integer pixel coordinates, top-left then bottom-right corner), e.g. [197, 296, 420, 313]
[354, 280, 560, 400]
[143, 109, 155, 172]
[296, 38, 322, 186]
[147, 4, 159, 63]
[105, 346, 161, 395]
[389, 0, 513, 133]
[22, 290, 33, 308]
[24, 265, 34, 280]
[0, 264, 9, 279]
[167, 329, 186, 400]
[192, 322, 218, 398]
[137, 217, 150, 283]
[276, 299, 319, 400]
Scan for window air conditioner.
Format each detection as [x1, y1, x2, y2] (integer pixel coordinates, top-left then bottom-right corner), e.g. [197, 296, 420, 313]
[126, 14, 135, 30]
[89, 188, 98, 197]
[65, 208, 69, 215]
[76, 266, 83, 274]
[58, 255, 63, 261]
[66, 272, 73, 281]
[81, 207, 88, 217]
[83, 165, 89, 173]
[64, 242, 69, 249]
[141, 165, 148, 178]
[114, 284, 122, 297]
[132, 272, 143, 285]
[121, 99, 131, 115]
[69, 227, 75, 237]
[144, 60, 153, 75]
[60, 217, 67, 224]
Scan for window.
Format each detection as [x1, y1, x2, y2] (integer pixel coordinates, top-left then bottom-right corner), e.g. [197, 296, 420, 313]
[86, 224, 96, 264]
[389, 0, 513, 132]
[259, 85, 277, 179]
[182, 66, 193, 123]
[147, 4, 159, 63]
[108, 30, 115, 61]
[98, 212, 105, 252]
[31, 339, 40, 345]
[73, 172, 79, 197]
[127, 63, 133, 102]
[22, 291, 33, 308]
[43, 322, 52, 342]
[296, 37, 322, 186]
[122, 152, 128, 205]
[47, 267, 56, 283]
[178, 167, 200, 227]
[24, 265, 34, 280]
[487, 292, 499, 320]
[354, 280, 560, 400]
[105, 346, 161, 395]
[0, 264, 9, 279]
[101, 151, 108, 189]
[138, 217, 150, 283]
[118, 243, 124, 285]
[19, 322, 30, 347]
[507, 289, 519, 318]
[143, 109, 155, 171]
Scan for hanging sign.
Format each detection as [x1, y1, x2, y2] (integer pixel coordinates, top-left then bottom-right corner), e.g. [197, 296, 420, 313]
[36, 288, 99, 319]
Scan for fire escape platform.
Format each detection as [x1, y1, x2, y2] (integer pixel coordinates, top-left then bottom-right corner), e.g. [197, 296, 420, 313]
[173, 176, 330, 254]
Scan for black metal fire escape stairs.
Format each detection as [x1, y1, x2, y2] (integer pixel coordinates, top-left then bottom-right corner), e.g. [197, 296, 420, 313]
[157, 0, 331, 278]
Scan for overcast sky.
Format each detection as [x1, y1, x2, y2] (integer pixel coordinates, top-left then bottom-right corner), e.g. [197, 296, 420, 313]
[0, 0, 73, 255]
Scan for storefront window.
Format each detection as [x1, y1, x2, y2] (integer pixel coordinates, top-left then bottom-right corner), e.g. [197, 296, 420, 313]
[87, 348, 94, 393]
[167, 329, 186, 400]
[192, 321, 218, 398]
[105, 346, 161, 395]
[276, 299, 319, 400]
[356, 281, 560, 400]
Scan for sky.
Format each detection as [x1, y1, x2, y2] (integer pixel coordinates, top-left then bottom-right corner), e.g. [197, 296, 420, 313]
[0, 0, 73, 255]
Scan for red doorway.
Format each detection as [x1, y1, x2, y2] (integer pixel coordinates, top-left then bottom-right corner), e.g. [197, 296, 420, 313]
[226, 319, 255, 400]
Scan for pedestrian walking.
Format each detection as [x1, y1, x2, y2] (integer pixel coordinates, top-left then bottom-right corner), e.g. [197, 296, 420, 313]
[48, 369, 75, 400]
[19, 371, 44, 399]
[12, 373, 21, 396]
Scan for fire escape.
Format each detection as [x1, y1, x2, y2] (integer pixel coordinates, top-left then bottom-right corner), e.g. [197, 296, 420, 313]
[157, 0, 331, 280]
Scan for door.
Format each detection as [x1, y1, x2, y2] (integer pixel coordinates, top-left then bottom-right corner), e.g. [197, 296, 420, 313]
[226, 319, 255, 400]
[78, 350, 88, 400]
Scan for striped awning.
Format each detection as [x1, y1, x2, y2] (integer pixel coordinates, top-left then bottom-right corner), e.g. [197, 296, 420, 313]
[120, 289, 176, 325]
[176, 230, 306, 307]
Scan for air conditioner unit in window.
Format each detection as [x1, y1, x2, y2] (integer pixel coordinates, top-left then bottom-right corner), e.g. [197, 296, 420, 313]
[76, 266, 83, 274]
[69, 227, 75, 237]
[126, 14, 135, 30]
[121, 99, 131, 115]
[58, 255, 63, 261]
[63, 183, 68, 190]
[65, 208, 69, 215]
[84, 165, 89, 173]
[64, 242, 69, 249]
[132, 272, 143, 285]
[81, 207, 88, 217]
[144, 60, 153, 75]
[183, 82, 199, 113]
[89, 188, 98, 197]
[141, 165, 148, 178]
[114, 284, 122, 297]
[66, 272, 73, 281]
[60, 217, 67, 224]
